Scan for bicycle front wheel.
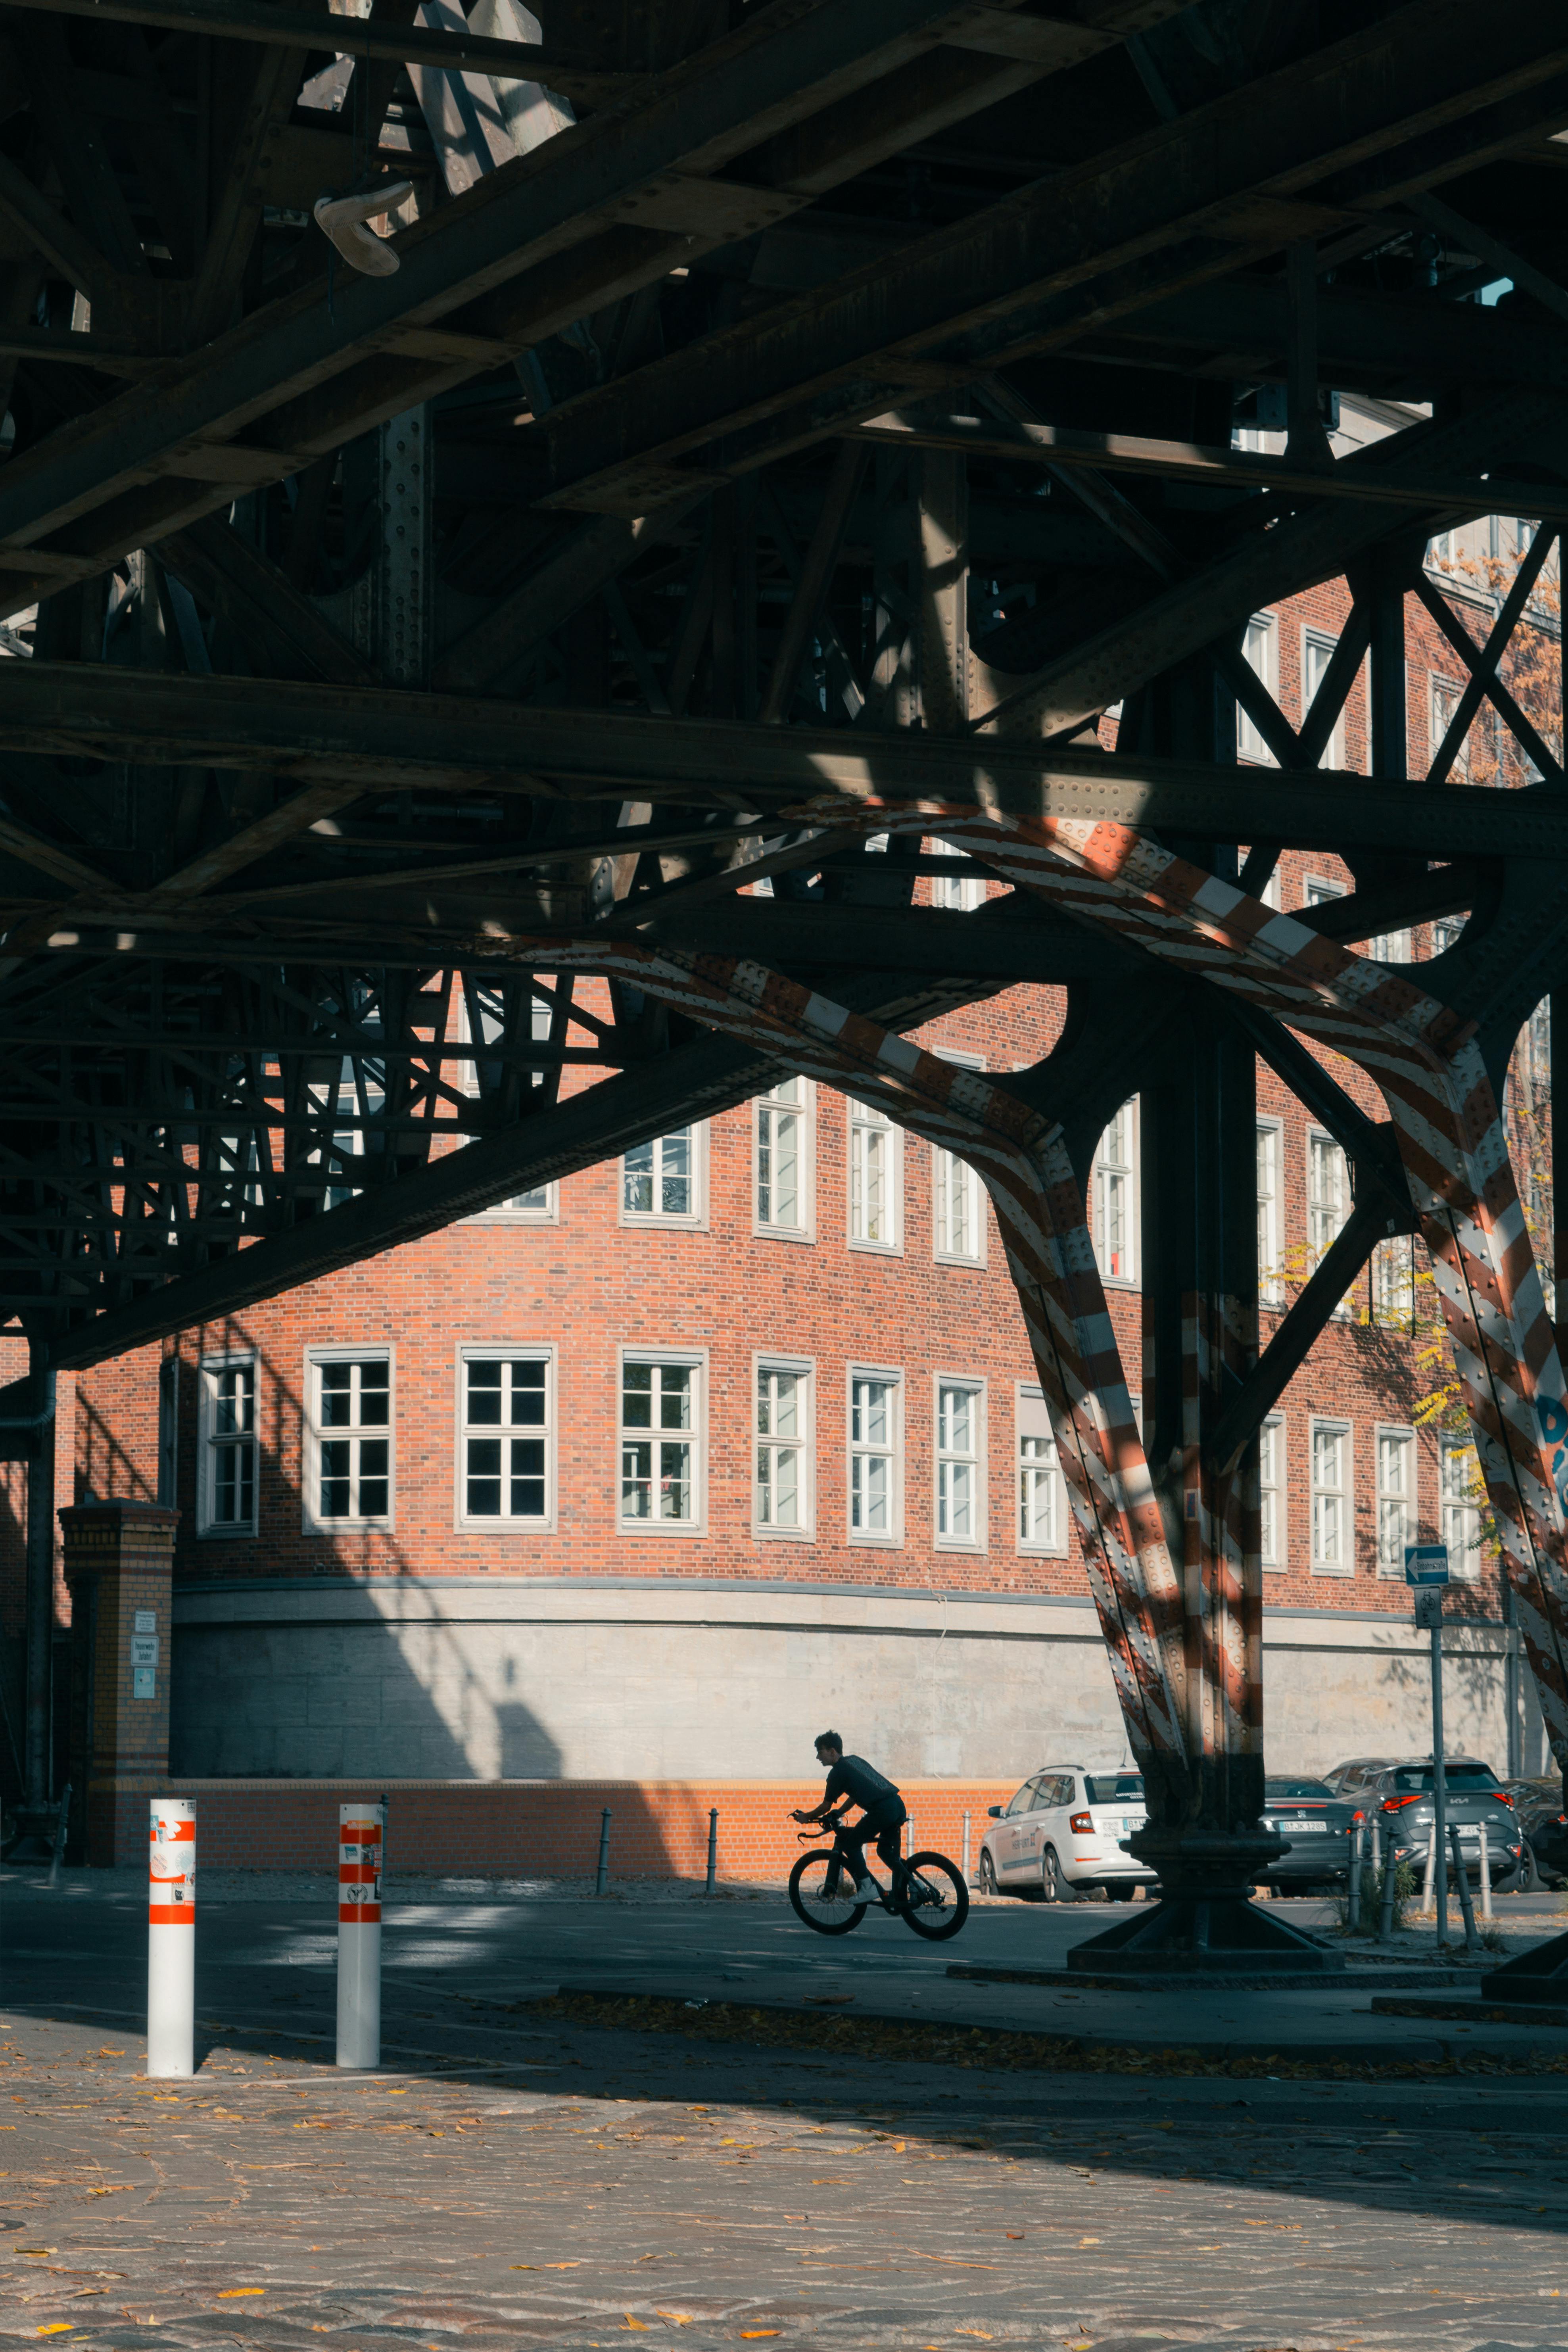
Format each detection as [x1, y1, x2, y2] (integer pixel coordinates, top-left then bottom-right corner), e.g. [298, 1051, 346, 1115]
[894, 1850, 970, 1941]
[789, 1849, 868, 1935]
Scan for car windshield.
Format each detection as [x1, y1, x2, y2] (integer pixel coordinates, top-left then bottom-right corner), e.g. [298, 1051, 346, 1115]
[1389, 1763, 1500, 1792]
[1083, 1774, 1145, 1803]
[1267, 1779, 1333, 1799]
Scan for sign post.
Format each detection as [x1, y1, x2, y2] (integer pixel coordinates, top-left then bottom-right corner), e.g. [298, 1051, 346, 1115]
[1405, 1543, 1451, 1948]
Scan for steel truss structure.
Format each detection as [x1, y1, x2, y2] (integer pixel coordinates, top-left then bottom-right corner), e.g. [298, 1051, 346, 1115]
[2, 0, 1568, 1955]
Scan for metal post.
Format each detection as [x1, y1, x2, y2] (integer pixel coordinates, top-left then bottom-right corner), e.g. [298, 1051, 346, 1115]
[1347, 1822, 1362, 1932]
[1477, 1820, 1493, 1922]
[595, 1807, 612, 1897]
[705, 1808, 718, 1896]
[1378, 1833, 1399, 1941]
[1421, 1821, 1436, 1915]
[47, 1779, 70, 1892]
[336, 1801, 383, 2070]
[962, 1812, 971, 1883]
[148, 1797, 195, 2079]
[1449, 1824, 1480, 1955]
[1430, 1616, 1449, 1948]
[904, 1816, 913, 1859]
[22, 1356, 57, 1810]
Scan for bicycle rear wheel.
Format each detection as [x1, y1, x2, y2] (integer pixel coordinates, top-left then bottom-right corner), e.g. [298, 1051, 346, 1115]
[789, 1849, 869, 1935]
[894, 1850, 970, 1941]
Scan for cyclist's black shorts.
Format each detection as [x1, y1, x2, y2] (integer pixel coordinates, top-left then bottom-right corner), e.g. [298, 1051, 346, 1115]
[843, 1793, 907, 1877]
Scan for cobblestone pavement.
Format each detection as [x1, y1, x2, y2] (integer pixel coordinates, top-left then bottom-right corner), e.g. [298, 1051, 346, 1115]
[2, 2003, 1566, 2352]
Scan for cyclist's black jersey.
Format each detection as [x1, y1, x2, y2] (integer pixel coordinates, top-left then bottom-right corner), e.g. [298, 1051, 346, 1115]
[823, 1755, 901, 1812]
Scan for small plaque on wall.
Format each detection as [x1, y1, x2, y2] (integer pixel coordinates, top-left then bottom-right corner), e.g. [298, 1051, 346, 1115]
[133, 1667, 156, 1699]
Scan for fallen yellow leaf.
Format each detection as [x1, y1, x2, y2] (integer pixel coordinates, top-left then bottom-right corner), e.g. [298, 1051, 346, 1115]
[36, 2329, 74, 2338]
[623, 2319, 650, 2333]
[545, 2262, 581, 2270]
[1077, 2236, 1102, 2246]
[740, 2334, 781, 2340]
[217, 2288, 265, 2298]
[1006, 2231, 1025, 2239]
[509, 2264, 536, 2271]
[893, 2141, 906, 2153]
[655, 2316, 693, 2327]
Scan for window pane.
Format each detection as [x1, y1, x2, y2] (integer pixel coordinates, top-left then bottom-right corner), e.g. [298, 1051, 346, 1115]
[319, 1439, 351, 1517]
[511, 1363, 547, 1425]
[467, 1361, 503, 1424]
[623, 1140, 654, 1215]
[660, 1128, 693, 1217]
[509, 1437, 546, 1517]
[622, 1364, 652, 1428]
[320, 1363, 353, 1425]
[658, 1367, 692, 1430]
[657, 1440, 692, 1519]
[466, 1438, 502, 1516]
[358, 1363, 390, 1426]
[852, 1450, 889, 1531]
[622, 1439, 652, 1516]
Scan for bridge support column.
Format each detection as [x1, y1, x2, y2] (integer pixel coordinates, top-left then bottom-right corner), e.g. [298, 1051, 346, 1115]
[61, 1503, 180, 1866]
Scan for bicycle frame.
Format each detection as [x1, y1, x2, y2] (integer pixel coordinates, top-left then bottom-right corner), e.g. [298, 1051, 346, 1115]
[806, 1811, 913, 1903]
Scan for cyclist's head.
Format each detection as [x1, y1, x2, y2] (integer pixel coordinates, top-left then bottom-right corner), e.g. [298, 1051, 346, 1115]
[815, 1731, 843, 1766]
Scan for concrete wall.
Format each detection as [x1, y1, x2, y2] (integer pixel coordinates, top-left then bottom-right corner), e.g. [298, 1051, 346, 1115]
[171, 1575, 1522, 1785]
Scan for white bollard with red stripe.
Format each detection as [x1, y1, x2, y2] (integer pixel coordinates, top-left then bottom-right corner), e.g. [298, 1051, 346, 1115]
[336, 1801, 383, 2069]
[148, 1797, 196, 2078]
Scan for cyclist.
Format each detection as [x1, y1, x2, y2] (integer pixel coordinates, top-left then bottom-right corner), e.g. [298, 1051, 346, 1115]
[791, 1731, 907, 1907]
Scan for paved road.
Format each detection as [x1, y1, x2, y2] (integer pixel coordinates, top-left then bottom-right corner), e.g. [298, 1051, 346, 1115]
[5, 1876, 1568, 2350]
[3, 2002, 1567, 2351]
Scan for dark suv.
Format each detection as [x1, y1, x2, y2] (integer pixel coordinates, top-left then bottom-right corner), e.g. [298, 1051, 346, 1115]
[1322, 1755, 1397, 1803]
[1371, 1756, 1524, 1888]
[1507, 1777, 1568, 1889]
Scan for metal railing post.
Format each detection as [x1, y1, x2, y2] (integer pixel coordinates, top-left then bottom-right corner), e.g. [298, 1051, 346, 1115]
[1449, 1823, 1480, 1954]
[1378, 1837, 1399, 1942]
[705, 1808, 718, 1896]
[1477, 1822, 1493, 1921]
[1421, 1821, 1437, 1915]
[962, 1811, 971, 1884]
[595, 1808, 612, 1897]
[1347, 1821, 1362, 1932]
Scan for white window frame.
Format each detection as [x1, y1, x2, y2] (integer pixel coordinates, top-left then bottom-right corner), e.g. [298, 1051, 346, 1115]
[847, 1097, 903, 1254]
[1092, 1097, 1140, 1288]
[1430, 674, 1470, 781]
[1259, 1413, 1284, 1570]
[1236, 612, 1278, 764]
[197, 1351, 258, 1538]
[1016, 1382, 1067, 1557]
[929, 837, 985, 913]
[1375, 1422, 1416, 1580]
[619, 1123, 708, 1230]
[1309, 1416, 1353, 1577]
[1304, 873, 1346, 911]
[1440, 1435, 1485, 1582]
[455, 1345, 556, 1533]
[1256, 1117, 1283, 1308]
[931, 1046, 987, 1267]
[753, 1076, 815, 1243]
[473, 1182, 558, 1224]
[1307, 1125, 1352, 1317]
[616, 1348, 706, 1536]
[1372, 1233, 1416, 1327]
[847, 1363, 902, 1547]
[304, 1347, 394, 1532]
[1301, 626, 1346, 769]
[933, 1375, 986, 1551]
[752, 1354, 815, 1541]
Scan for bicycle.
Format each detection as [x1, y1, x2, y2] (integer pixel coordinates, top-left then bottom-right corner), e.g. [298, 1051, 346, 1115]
[788, 1809, 970, 1941]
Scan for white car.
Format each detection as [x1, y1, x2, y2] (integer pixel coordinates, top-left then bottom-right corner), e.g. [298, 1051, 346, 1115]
[977, 1766, 1156, 1902]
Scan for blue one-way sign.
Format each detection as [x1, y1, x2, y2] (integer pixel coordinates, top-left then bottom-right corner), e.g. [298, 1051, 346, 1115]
[1404, 1542, 1451, 1586]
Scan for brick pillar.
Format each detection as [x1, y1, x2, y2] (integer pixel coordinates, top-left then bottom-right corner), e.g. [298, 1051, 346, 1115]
[61, 1503, 179, 1865]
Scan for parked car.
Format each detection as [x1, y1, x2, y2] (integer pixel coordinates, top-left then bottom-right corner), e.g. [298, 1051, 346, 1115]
[1255, 1776, 1361, 1895]
[978, 1767, 1157, 1902]
[1370, 1756, 1525, 1889]
[1321, 1755, 1397, 1803]
[1506, 1776, 1568, 1889]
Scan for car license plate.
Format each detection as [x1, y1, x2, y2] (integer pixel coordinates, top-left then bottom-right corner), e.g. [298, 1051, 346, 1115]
[1119, 1814, 1146, 1833]
[1283, 1819, 1328, 1832]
